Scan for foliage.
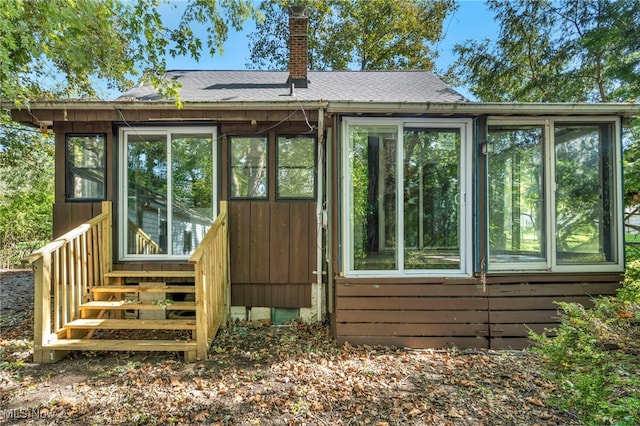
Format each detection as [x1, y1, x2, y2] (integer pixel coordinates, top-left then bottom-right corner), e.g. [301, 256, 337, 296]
[0, 112, 53, 268]
[0, 0, 256, 104]
[247, 0, 456, 71]
[449, 0, 640, 210]
[530, 260, 640, 425]
[448, 0, 640, 103]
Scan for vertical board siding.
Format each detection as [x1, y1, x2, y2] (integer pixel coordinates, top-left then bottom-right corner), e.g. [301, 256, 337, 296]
[250, 202, 271, 283]
[334, 274, 622, 350]
[229, 202, 251, 283]
[229, 201, 316, 308]
[270, 203, 290, 283]
[289, 203, 311, 284]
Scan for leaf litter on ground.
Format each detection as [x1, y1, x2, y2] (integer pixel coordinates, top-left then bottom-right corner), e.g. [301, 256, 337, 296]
[1, 317, 580, 425]
[1, 271, 578, 425]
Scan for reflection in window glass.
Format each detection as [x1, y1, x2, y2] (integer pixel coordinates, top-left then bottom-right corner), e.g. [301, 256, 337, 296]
[555, 123, 615, 264]
[66, 134, 106, 200]
[277, 135, 316, 199]
[171, 134, 214, 255]
[124, 129, 215, 257]
[127, 134, 168, 255]
[230, 136, 268, 198]
[487, 125, 545, 266]
[403, 128, 460, 270]
[349, 126, 398, 270]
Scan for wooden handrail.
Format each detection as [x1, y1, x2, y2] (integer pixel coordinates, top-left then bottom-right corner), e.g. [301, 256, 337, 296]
[189, 201, 229, 360]
[27, 201, 112, 363]
[25, 212, 109, 264]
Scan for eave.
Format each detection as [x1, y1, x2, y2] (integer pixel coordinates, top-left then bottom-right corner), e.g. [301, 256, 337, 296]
[4, 100, 638, 128]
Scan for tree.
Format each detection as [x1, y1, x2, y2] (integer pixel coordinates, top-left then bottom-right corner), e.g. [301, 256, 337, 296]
[0, 112, 54, 268]
[247, 0, 456, 71]
[448, 0, 640, 224]
[448, 0, 640, 103]
[0, 0, 256, 104]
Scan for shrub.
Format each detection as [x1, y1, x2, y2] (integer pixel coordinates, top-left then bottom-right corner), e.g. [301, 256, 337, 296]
[530, 262, 640, 425]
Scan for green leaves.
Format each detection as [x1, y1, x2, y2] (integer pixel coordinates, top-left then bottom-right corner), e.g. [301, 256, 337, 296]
[247, 0, 456, 71]
[450, 0, 640, 103]
[0, 112, 53, 267]
[0, 0, 256, 103]
[530, 261, 640, 424]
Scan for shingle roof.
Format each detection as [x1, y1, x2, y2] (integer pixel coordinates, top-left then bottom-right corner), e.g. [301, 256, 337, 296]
[118, 70, 467, 103]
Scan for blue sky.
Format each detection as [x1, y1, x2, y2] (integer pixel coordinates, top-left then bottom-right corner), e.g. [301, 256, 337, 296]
[158, 1, 498, 99]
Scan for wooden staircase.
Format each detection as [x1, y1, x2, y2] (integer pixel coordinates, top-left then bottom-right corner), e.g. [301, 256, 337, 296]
[42, 270, 200, 360]
[28, 201, 230, 363]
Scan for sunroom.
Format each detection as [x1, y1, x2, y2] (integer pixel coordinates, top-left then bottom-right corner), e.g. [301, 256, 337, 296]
[333, 113, 626, 349]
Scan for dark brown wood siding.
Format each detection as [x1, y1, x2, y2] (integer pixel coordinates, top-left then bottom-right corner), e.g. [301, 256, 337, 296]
[229, 201, 315, 308]
[52, 121, 114, 237]
[334, 273, 622, 350]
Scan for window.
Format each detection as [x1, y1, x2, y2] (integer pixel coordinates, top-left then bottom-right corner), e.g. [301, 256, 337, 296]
[342, 118, 472, 276]
[66, 134, 106, 200]
[229, 136, 268, 198]
[120, 127, 217, 259]
[554, 123, 616, 265]
[277, 135, 316, 199]
[487, 118, 622, 272]
[487, 124, 546, 268]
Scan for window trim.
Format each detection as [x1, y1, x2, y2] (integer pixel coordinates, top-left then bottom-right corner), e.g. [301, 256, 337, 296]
[65, 133, 107, 202]
[275, 134, 317, 200]
[341, 117, 473, 278]
[486, 116, 623, 273]
[118, 126, 218, 261]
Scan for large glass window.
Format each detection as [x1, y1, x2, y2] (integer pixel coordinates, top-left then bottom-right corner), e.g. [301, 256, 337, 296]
[276, 135, 316, 199]
[554, 123, 616, 264]
[120, 127, 216, 258]
[487, 119, 621, 272]
[404, 128, 461, 270]
[66, 134, 106, 200]
[229, 136, 268, 198]
[343, 118, 471, 276]
[349, 125, 398, 270]
[487, 125, 545, 267]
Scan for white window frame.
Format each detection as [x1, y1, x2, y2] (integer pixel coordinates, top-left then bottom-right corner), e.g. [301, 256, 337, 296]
[341, 117, 473, 277]
[487, 116, 624, 273]
[118, 126, 218, 261]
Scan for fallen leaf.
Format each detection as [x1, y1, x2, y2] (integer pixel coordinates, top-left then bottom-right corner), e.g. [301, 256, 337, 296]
[170, 376, 182, 388]
[448, 408, 463, 418]
[193, 411, 209, 422]
[526, 397, 545, 407]
[407, 408, 421, 417]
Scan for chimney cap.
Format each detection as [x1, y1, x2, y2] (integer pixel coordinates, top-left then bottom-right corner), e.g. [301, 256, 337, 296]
[288, 5, 308, 17]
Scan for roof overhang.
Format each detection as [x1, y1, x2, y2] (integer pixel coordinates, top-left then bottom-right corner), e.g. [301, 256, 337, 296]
[3, 100, 639, 126]
[326, 101, 640, 118]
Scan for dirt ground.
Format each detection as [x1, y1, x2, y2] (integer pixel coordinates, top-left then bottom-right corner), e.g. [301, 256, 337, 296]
[0, 270, 579, 425]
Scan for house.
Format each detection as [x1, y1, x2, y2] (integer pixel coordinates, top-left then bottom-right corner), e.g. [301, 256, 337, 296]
[9, 7, 639, 362]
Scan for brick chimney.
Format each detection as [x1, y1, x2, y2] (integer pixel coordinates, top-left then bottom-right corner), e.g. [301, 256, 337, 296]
[288, 5, 308, 89]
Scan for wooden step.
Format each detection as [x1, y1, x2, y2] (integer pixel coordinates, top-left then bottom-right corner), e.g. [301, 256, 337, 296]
[104, 271, 195, 279]
[80, 301, 196, 311]
[65, 319, 197, 331]
[92, 285, 195, 294]
[42, 339, 196, 352]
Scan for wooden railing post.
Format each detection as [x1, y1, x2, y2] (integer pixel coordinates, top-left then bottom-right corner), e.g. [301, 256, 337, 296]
[101, 201, 112, 280]
[222, 201, 230, 327]
[32, 255, 50, 363]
